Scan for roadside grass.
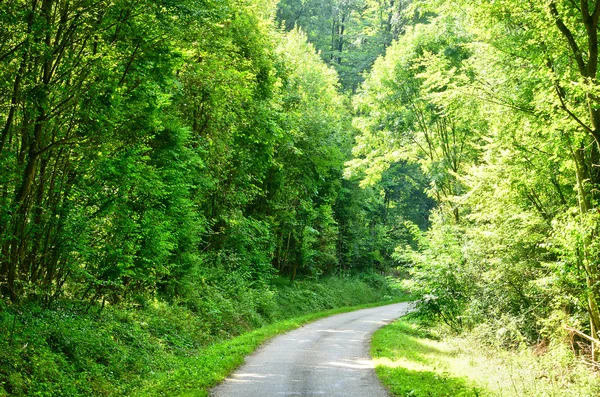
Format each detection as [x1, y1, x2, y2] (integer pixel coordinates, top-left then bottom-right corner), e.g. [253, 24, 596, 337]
[372, 320, 485, 397]
[372, 319, 600, 397]
[135, 299, 411, 397]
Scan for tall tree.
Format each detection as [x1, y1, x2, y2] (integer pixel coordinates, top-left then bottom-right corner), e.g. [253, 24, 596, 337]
[348, 17, 480, 222]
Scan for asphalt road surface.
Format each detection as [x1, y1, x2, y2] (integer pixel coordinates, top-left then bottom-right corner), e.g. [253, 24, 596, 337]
[210, 301, 413, 397]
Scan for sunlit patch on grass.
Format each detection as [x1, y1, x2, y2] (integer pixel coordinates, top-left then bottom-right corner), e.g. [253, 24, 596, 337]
[372, 357, 430, 371]
[372, 319, 600, 397]
[371, 320, 488, 397]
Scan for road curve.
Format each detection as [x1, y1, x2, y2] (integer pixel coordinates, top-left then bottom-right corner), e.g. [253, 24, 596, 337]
[210, 302, 412, 397]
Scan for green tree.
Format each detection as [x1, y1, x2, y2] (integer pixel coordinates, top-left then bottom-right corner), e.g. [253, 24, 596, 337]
[266, 29, 349, 279]
[0, 0, 197, 302]
[348, 16, 480, 222]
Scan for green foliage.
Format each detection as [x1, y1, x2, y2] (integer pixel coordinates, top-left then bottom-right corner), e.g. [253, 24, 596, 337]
[348, 16, 480, 219]
[397, 217, 473, 331]
[16, 0, 600, 394]
[0, 3, 422, 395]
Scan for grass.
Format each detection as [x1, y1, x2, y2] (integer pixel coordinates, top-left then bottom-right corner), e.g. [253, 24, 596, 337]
[372, 320, 485, 397]
[371, 318, 600, 397]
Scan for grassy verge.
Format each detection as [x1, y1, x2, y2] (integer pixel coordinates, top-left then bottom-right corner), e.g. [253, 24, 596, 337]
[371, 318, 600, 397]
[0, 275, 410, 396]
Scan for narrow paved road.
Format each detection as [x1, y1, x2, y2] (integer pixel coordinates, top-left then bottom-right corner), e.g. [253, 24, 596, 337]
[210, 302, 412, 397]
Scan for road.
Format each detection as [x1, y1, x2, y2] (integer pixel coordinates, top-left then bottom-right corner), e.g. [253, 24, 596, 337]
[210, 301, 412, 397]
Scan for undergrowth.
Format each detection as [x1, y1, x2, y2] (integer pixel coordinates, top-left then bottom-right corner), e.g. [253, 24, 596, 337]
[372, 316, 600, 397]
[0, 274, 407, 396]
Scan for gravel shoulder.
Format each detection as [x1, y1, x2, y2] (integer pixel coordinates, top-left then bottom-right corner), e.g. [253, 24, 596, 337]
[210, 301, 413, 397]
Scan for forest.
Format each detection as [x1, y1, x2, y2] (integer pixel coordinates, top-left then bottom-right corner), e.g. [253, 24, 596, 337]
[2, 0, 600, 395]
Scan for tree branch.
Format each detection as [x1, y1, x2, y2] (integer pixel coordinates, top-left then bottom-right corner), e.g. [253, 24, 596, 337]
[554, 84, 596, 136]
[564, 324, 600, 344]
[550, 1, 587, 76]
